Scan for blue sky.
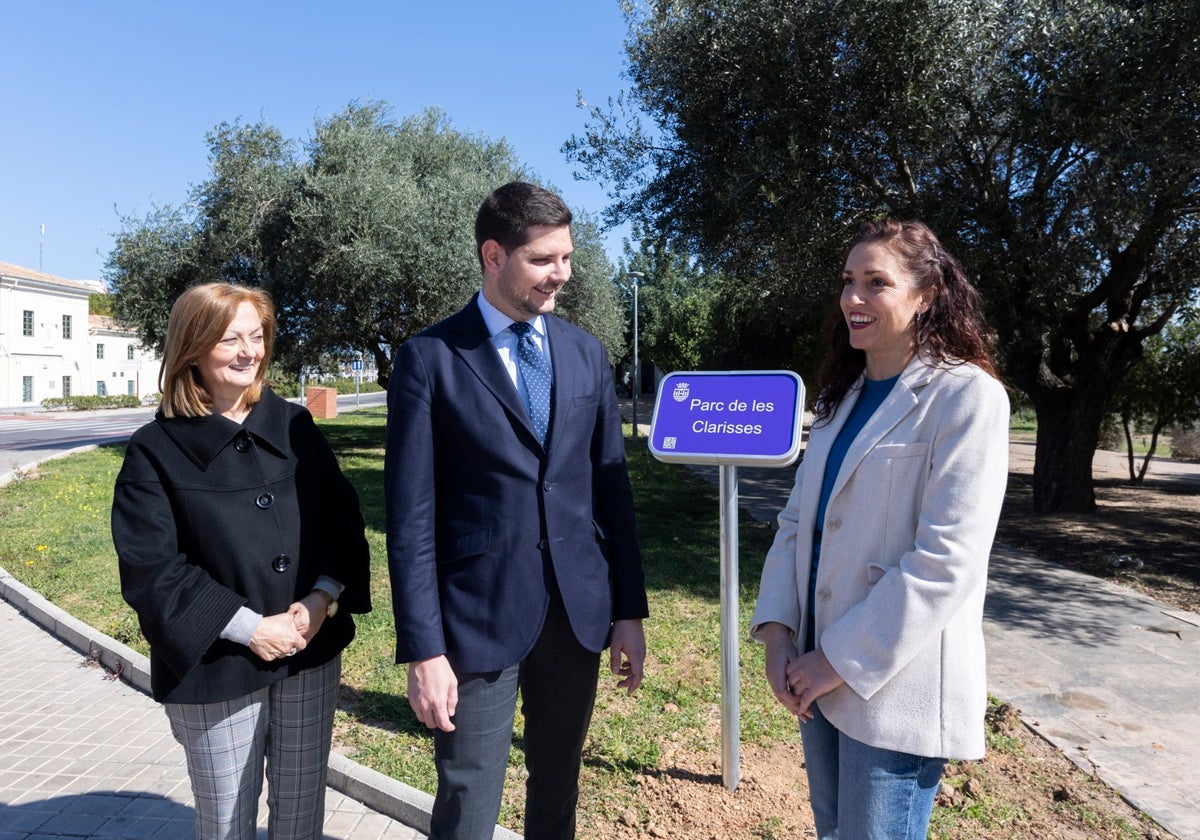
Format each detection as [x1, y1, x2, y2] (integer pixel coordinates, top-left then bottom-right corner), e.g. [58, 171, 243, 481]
[0, 1, 635, 283]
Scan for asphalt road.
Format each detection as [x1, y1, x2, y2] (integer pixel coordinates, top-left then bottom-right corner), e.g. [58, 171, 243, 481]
[0, 390, 388, 486]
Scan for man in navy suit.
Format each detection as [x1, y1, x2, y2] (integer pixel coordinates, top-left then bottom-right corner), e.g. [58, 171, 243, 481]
[385, 182, 648, 840]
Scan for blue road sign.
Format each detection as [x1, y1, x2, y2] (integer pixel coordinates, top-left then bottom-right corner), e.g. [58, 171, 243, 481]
[648, 371, 804, 467]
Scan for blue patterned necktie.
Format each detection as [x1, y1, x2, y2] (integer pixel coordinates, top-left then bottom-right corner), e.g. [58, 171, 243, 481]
[510, 321, 552, 445]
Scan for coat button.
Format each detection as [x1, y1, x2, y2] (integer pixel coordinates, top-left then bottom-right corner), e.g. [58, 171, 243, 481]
[272, 554, 291, 573]
[234, 435, 251, 453]
[543, 481, 553, 492]
[537, 539, 549, 551]
[817, 587, 832, 601]
[826, 518, 841, 532]
[256, 493, 275, 509]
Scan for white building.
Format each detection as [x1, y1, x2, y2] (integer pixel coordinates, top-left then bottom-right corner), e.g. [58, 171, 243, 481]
[89, 314, 162, 400]
[0, 261, 160, 408]
[0, 261, 95, 407]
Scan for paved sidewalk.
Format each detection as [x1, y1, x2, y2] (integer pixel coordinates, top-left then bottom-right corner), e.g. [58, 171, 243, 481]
[0, 591, 428, 840]
[986, 544, 1200, 838]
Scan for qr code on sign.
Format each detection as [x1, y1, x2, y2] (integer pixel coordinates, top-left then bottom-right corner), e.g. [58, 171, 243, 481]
[663, 436, 677, 450]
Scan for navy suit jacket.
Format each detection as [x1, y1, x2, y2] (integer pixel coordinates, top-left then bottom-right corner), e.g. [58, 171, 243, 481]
[385, 294, 648, 674]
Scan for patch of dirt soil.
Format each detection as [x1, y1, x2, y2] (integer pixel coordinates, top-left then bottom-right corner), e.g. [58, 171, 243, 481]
[590, 705, 1171, 839]
[589, 447, 1196, 840]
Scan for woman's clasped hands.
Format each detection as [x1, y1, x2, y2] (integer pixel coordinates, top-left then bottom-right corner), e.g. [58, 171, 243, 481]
[248, 592, 331, 662]
[761, 621, 846, 722]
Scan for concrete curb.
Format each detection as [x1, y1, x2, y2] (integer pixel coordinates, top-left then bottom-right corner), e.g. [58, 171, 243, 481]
[0, 563, 471, 839]
[0, 564, 152, 694]
[322, 755, 520, 840]
[0, 443, 105, 488]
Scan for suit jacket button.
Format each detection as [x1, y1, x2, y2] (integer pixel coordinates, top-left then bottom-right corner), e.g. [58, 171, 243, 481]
[826, 518, 841, 532]
[537, 539, 549, 551]
[256, 493, 275, 509]
[272, 554, 291, 573]
[234, 435, 251, 453]
[543, 481, 553, 492]
[816, 587, 832, 601]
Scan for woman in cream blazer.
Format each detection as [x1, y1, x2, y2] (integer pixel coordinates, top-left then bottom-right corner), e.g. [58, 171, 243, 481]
[751, 219, 1009, 839]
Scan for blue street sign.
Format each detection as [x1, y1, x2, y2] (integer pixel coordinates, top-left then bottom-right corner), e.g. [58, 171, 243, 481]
[351, 360, 363, 371]
[647, 370, 805, 790]
[648, 371, 804, 467]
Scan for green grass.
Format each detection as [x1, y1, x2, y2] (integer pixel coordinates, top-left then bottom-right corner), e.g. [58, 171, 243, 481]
[1009, 408, 1037, 436]
[1006, 408, 1180, 457]
[0, 407, 794, 835]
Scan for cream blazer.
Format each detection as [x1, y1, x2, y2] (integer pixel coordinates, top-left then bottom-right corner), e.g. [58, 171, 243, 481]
[751, 356, 1009, 760]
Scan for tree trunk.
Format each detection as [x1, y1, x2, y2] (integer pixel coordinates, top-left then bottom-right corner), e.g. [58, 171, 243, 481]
[1136, 420, 1168, 484]
[1122, 413, 1137, 483]
[1031, 389, 1109, 513]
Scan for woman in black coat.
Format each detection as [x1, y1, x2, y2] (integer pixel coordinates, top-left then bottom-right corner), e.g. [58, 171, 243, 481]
[112, 282, 370, 840]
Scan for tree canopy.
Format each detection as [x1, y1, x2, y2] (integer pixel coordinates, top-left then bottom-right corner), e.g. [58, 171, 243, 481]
[107, 103, 622, 383]
[616, 225, 724, 375]
[567, 0, 1200, 512]
[1110, 315, 1200, 483]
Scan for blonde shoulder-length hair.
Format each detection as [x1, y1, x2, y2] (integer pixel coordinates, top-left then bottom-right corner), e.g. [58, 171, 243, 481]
[159, 283, 276, 418]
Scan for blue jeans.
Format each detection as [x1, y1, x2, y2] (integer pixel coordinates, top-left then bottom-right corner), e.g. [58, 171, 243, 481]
[800, 703, 945, 839]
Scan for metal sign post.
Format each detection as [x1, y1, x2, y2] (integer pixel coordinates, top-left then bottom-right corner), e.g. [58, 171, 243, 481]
[352, 354, 363, 408]
[719, 462, 740, 790]
[648, 371, 805, 791]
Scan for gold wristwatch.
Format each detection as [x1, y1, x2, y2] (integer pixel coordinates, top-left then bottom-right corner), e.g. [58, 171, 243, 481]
[315, 589, 339, 617]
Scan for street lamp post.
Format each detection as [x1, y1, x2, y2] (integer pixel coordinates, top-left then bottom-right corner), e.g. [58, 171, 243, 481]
[628, 271, 643, 439]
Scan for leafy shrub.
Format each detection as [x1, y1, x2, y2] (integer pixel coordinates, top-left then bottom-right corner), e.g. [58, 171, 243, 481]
[41, 394, 144, 411]
[1098, 415, 1123, 451]
[1171, 424, 1200, 461]
[332, 377, 383, 395]
[267, 376, 300, 398]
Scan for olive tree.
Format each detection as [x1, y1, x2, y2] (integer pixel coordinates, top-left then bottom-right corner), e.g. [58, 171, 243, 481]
[567, 0, 1200, 512]
[108, 104, 625, 386]
[1109, 318, 1200, 483]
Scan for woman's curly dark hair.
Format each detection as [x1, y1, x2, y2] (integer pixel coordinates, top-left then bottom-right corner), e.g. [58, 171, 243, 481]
[814, 219, 999, 423]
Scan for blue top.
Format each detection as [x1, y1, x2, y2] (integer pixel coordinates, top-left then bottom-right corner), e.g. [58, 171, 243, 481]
[806, 373, 899, 648]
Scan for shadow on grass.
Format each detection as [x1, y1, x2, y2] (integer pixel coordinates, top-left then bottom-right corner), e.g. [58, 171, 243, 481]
[578, 749, 665, 777]
[320, 415, 388, 455]
[341, 462, 386, 533]
[340, 685, 429, 736]
[623, 446, 776, 598]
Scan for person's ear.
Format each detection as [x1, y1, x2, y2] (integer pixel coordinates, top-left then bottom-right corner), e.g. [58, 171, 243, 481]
[481, 240, 507, 275]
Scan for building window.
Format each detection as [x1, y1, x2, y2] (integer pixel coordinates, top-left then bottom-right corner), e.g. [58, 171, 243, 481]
[62, 376, 71, 398]
[23, 311, 34, 337]
[96, 344, 105, 359]
[96, 381, 108, 397]
[22, 376, 33, 402]
[63, 314, 73, 339]
[128, 380, 136, 396]
[127, 345, 135, 360]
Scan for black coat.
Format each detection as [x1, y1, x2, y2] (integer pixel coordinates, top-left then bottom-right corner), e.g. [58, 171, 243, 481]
[112, 389, 371, 703]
